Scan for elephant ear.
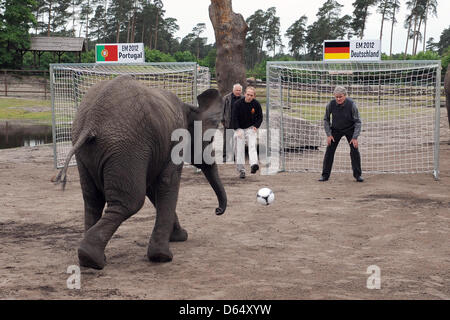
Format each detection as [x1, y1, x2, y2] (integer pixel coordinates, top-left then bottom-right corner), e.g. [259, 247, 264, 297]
[196, 89, 223, 126]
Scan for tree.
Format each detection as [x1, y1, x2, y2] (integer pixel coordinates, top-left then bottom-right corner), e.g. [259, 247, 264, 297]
[351, 0, 378, 38]
[377, 0, 391, 41]
[264, 7, 282, 56]
[285, 15, 308, 59]
[387, 0, 400, 56]
[192, 23, 206, 60]
[404, 0, 417, 58]
[438, 26, 450, 55]
[422, 0, 437, 52]
[425, 37, 439, 52]
[108, 0, 132, 43]
[245, 9, 266, 67]
[209, 0, 248, 96]
[306, 0, 351, 59]
[0, 0, 37, 68]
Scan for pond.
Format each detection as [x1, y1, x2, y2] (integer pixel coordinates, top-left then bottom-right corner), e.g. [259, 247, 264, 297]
[0, 122, 53, 150]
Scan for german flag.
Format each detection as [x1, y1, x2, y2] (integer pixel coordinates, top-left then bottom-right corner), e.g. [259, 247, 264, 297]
[324, 41, 350, 60]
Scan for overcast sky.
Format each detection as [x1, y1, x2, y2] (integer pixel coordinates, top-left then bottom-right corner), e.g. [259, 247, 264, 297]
[162, 0, 450, 55]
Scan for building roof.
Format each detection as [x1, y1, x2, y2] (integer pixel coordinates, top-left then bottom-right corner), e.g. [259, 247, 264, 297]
[30, 37, 87, 52]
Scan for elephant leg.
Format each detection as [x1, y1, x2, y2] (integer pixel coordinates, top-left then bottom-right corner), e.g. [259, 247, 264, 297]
[78, 160, 147, 270]
[77, 160, 105, 232]
[146, 189, 188, 243]
[170, 215, 188, 242]
[147, 163, 182, 262]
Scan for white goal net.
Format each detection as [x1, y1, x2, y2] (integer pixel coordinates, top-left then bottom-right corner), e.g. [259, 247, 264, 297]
[266, 61, 441, 178]
[50, 62, 210, 168]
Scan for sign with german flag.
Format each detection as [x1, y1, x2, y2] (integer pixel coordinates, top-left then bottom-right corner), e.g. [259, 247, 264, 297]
[323, 40, 381, 61]
[96, 43, 144, 64]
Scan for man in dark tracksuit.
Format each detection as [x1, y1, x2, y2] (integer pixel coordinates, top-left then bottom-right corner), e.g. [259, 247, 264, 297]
[222, 84, 243, 162]
[319, 86, 364, 182]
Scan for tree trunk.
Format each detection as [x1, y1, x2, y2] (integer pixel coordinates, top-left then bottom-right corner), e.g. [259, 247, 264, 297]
[47, 4, 52, 36]
[423, 2, 429, 52]
[404, 20, 411, 59]
[390, 4, 397, 57]
[209, 0, 248, 96]
[414, 16, 423, 55]
[380, 11, 385, 41]
[154, 10, 159, 50]
[116, 22, 121, 43]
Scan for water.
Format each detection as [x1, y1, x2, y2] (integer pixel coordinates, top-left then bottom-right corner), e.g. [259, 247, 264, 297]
[0, 121, 53, 149]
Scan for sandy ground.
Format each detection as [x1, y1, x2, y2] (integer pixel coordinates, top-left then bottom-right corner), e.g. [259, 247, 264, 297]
[0, 110, 449, 300]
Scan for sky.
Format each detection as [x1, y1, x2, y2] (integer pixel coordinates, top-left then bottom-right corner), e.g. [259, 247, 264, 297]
[162, 0, 450, 55]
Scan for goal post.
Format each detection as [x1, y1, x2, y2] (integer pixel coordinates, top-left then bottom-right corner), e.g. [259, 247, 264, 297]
[265, 60, 441, 179]
[50, 62, 210, 169]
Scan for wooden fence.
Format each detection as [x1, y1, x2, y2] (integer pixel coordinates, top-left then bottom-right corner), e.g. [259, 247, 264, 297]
[1, 69, 50, 99]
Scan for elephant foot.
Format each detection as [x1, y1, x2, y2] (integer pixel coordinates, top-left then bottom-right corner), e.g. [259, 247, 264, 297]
[147, 243, 173, 263]
[78, 239, 106, 270]
[170, 228, 188, 242]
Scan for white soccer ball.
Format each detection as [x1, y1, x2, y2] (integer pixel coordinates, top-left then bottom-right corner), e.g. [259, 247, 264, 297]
[256, 188, 275, 206]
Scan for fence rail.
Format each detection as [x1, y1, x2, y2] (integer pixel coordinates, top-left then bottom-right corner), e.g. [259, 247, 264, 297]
[1, 69, 50, 99]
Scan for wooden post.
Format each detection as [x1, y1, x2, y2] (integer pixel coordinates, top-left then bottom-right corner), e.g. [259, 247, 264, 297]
[209, 0, 248, 96]
[4, 70, 7, 97]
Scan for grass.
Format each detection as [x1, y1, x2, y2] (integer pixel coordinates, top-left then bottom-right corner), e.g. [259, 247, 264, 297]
[282, 104, 433, 122]
[0, 97, 52, 124]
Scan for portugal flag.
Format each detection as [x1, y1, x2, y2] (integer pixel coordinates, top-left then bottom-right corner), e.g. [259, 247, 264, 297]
[324, 41, 350, 60]
[96, 45, 118, 62]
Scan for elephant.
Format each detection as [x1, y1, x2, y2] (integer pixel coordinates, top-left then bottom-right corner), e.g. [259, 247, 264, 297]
[445, 66, 450, 133]
[55, 75, 227, 270]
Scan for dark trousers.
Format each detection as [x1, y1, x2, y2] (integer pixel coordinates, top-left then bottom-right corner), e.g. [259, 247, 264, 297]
[321, 129, 362, 178]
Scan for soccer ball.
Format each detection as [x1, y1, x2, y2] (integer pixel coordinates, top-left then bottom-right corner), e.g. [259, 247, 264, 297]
[256, 188, 275, 206]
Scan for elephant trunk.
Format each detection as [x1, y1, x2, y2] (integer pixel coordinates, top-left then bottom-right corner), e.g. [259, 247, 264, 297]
[202, 163, 227, 215]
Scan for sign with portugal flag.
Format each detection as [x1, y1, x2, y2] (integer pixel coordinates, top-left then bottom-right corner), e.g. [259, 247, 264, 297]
[96, 43, 144, 63]
[323, 40, 381, 61]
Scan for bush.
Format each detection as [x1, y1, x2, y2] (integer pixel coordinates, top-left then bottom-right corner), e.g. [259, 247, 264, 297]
[145, 48, 176, 62]
[173, 51, 196, 62]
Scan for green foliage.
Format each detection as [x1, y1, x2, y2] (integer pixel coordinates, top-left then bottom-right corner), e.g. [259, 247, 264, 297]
[305, 0, 352, 60]
[199, 48, 216, 71]
[439, 26, 450, 55]
[441, 47, 450, 72]
[0, 0, 37, 68]
[173, 51, 196, 62]
[145, 48, 176, 62]
[412, 51, 441, 60]
[285, 16, 308, 59]
[82, 49, 95, 63]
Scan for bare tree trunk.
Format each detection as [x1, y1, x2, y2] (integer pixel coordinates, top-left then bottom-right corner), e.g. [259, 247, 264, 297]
[116, 22, 121, 43]
[209, 0, 248, 96]
[423, 2, 429, 52]
[411, 15, 418, 55]
[414, 16, 423, 55]
[127, 16, 131, 42]
[404, 21, 411, 59]
[423, 16, 427, 52]
[154, 10, 159, 50]
[390, 5, 397, 57]
[47, 4, 52, 36]
[380, 12, 385, 41]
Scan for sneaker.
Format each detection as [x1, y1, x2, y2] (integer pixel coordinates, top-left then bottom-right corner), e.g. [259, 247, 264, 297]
[239, 171, 246, 179]
[318, 175, 329, 182]
[355, 176, 364, 182]
[251, 164, 259, 174]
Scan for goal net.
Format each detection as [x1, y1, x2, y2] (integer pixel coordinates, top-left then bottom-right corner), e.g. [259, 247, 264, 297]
[266, 61, 441, 178]
[50, 62, 210, 168]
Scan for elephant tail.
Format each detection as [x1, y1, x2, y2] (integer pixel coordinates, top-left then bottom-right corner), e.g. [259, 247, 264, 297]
[53, 130, 95, 191]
